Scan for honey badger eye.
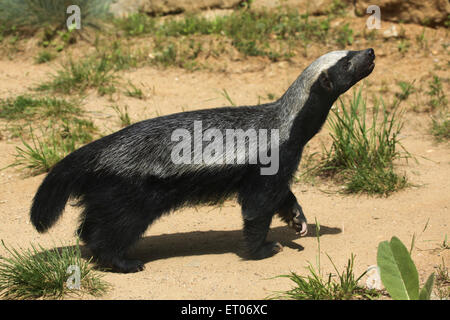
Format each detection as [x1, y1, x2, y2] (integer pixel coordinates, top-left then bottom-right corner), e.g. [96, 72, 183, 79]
[344, 59, 351, 69]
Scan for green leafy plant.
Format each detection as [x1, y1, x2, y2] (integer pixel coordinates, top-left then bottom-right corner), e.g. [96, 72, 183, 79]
[377, 236, 435, 300]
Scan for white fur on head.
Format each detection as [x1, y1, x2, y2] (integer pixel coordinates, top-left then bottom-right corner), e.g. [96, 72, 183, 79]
[279, 50, 349, 140]
[304, 50, 349, 82]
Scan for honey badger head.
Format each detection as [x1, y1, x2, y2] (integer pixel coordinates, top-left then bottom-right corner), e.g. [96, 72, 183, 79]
[280, 48, 376, 142]
[308, 48, 376, 97]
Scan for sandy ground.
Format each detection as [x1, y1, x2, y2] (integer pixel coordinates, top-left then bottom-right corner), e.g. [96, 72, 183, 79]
[0, 16, 449, 299]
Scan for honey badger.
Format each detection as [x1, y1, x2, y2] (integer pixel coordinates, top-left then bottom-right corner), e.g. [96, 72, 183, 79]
[30, 48, 376, 273]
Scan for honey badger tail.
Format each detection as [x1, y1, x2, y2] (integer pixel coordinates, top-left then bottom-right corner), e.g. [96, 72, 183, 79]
[30, 156, 81, 233]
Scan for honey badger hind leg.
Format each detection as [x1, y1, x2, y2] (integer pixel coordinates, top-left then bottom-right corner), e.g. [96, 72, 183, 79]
[76, 179, 163, 273]
[77, 203, 152, 273]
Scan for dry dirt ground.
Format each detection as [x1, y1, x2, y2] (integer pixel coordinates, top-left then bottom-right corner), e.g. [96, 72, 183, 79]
[0, 16, 448, 299]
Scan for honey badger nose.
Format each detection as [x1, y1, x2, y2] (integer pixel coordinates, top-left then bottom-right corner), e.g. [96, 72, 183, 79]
[366, 48, 375, 60]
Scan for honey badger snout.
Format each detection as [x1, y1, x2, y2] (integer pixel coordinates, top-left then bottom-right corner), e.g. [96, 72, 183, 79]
[351, 48, 375, 78]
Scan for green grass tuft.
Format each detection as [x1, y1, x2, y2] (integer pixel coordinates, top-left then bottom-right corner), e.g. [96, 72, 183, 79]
[271, 255, 379, 300]
[36, 56, 117, 95]
[431, 109, 450, 142]
[36, 39, 151, 96]
[395, 81, 415, 101]
[0, 93, 98, 175]
[12, 119, 97, 175]
[336, 23, 353, 48]
[0, 95, 80, 120]
[306, 87, 410, 196]
[110, 104, 131, 127]
[427, 75, 449, 142]
[427, 75, 448, 111]
[125, 82, 144, 100]
[269, 220, 379, 300]
[435, 258, 450, 300]
[0, 0, 112, 35]
[0, 240, 109, 300]
[35, 50, 56, 64]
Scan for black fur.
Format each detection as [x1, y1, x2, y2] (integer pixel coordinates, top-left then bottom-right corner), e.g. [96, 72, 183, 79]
[31, 49, 375, 273]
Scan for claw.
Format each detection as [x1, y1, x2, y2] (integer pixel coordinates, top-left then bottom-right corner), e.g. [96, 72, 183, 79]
[297, 221, 308, 236]
[293, 211, 307, 236]
[273, 242, 284, 253]
[283, 203, 307, 236]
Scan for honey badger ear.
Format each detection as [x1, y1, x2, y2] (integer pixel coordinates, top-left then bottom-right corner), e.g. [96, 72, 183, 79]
[319, 71, 333, 91]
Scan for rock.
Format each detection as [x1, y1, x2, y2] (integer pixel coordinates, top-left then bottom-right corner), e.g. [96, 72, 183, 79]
[110, 0, 146, 18]
[251, 0, 352, 15]
[110, 0, 242, 17]
[109, 0, 450, 27]
[382, 25, 398, 39]
[142, 0, 242, 14]
[354, 0, 450, 27]
[199, 9, 234, 20]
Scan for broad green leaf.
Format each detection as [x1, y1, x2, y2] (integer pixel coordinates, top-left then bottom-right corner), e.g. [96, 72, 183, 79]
[419, 273, 435, 300]
[377, 237, 420, 300]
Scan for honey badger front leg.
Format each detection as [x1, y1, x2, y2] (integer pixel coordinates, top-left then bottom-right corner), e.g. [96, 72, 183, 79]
[277, 190, 308, 236]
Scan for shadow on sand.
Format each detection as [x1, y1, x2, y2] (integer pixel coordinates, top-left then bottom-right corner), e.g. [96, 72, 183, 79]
[69, 224, 341, 268]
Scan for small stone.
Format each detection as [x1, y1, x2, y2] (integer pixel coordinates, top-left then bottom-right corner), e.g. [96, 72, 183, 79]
[383, 25, 399, 39]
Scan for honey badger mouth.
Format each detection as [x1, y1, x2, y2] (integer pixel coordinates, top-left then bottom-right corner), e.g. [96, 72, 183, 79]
[356, 48, 376, 80]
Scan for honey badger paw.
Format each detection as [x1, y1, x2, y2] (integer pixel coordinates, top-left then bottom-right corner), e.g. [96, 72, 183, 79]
[247, 241, 284, 260]
[113, 259, 145, 273]
[277, 192, 308, 236]
[288, 204, 308, 236]
[98, 257, 145, 273]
